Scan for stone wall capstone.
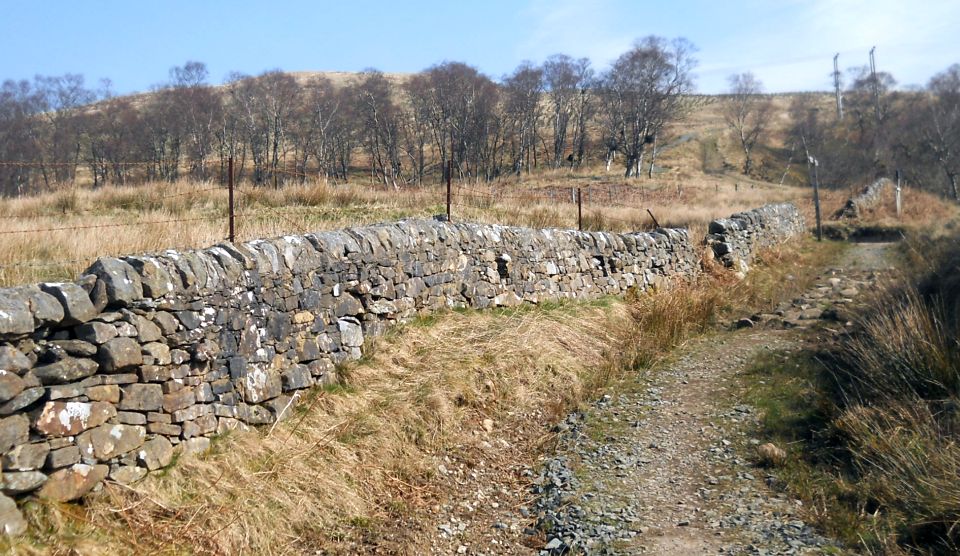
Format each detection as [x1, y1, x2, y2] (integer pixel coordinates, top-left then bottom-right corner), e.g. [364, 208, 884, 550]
[0, 202, 804, 526]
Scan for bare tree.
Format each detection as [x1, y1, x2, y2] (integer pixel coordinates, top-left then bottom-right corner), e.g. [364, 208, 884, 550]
[34, 74, 95, 186]
[411, 62, 500, 181]
[599, 37, 697, 178]
[543, 55, 593, 169]
[924, 64, 960, 199]
[723, 72, 773, 175]
[353, 71, 404, 188]
[169, 62, 222, 180]
[502, 62, 544, 175]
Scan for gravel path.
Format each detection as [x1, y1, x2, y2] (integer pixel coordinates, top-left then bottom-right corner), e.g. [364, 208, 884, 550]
[528, 243, 895, 555]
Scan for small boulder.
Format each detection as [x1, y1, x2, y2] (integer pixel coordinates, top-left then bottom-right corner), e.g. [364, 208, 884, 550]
[0, 492, 26, 536]
[0, 415, 29, 454]
[281, 364, 312, 391]
[757, 442, 787, 466]
[40, 282, 97, 325]
[337, 318, 364, 348]
[118, 383, 163, 411]
[34, 401, 116, 438]
[0, 371, 25, 403]
[2, 441, 50, 471]
[0, 387, 44, 415]
[137, 436, 173, 470]
[181, 437, 211, 457]
[85, 258, 144, 307]
[109, 465, 148, 484]
[0, 346, 31, 374]
[74, 321, 117, 345]
[97, 337, 142, 372]
[32, 357, 99, 385]
[1, 471, 47, 495]
[49, 339, 98, 357]
[38, 463, 109, 502]
[76, 424, 145, 462]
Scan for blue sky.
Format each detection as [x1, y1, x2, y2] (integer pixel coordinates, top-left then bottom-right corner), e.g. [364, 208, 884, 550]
[2, 0, 958, 94]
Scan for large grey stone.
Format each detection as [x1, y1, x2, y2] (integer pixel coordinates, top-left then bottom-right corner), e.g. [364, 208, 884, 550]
[2, 441, 50, 470]
[0, 387, 43, 415]
[109, 465, 148, 484]
[38, 463, 109, 502]
[86, 258, 144, 307]
[281, 365, 313, 391]
[0, 371, 24, 403]
[123, 256, 175, 298]
[162, 387, 195, 412]
[240, 366, 282, 404]
[1, 471, 47, 494]
[138, 436, 173, 470]
[85, 384, 120, 403]
[0, 415, 29, 454]
[142, 342, 171, 365]
[0, 286, 65, 333]
[337, 318, 364, 348]
[0, 290, 35, 337]
[0, 492, 26, 536]
[182, 414, 217, 439]
[46, 445, 81, 469]
[77, 424, 145, 462]
[33, 401, 116, 438]
[74, 321, 118, 344]
[49, 339, 98, 357]
[133, 315, 162, 343]
[152, 311, 179, 335]
[40, 282, 97, 325]
[0, 346, 31, 375]
[118, 383, 163, 411]
[32, 357, 99, 385]
[97, 337, 142, 372]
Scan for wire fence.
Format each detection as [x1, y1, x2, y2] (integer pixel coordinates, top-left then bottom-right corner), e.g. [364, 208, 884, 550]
[0, 157, 691, 284]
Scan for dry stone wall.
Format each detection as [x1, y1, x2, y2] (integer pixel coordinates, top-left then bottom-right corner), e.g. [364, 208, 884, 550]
[834, 177, 891, 219]
[0, 203, 804, 527]
[706, 203, 806, 271]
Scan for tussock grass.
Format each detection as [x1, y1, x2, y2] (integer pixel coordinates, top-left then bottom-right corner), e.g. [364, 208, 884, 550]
[10, 300, 635, 555]
[748, 234, 960, 554]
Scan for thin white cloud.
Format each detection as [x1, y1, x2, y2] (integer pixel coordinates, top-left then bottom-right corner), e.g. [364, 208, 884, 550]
[516, 0, 633, 70]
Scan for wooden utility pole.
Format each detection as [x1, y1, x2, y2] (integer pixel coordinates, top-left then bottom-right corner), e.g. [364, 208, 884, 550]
[833, 53, 844, 120]
[869, 47, 881, 122]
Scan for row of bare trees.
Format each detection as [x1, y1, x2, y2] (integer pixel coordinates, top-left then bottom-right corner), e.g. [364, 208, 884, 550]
[721, 62, 960, 199]
[0, 36, 702, 196]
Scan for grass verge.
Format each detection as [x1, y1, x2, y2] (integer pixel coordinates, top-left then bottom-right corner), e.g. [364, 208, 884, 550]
[745, 233, 960, 555]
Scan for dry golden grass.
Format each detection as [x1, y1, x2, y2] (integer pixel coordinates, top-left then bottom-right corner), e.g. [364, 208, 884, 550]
[0, 169, 817, 287]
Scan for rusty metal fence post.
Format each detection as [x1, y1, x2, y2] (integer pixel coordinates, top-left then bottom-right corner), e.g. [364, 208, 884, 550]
[446, 159, 452, 223]
[228, 157, 235, 243]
